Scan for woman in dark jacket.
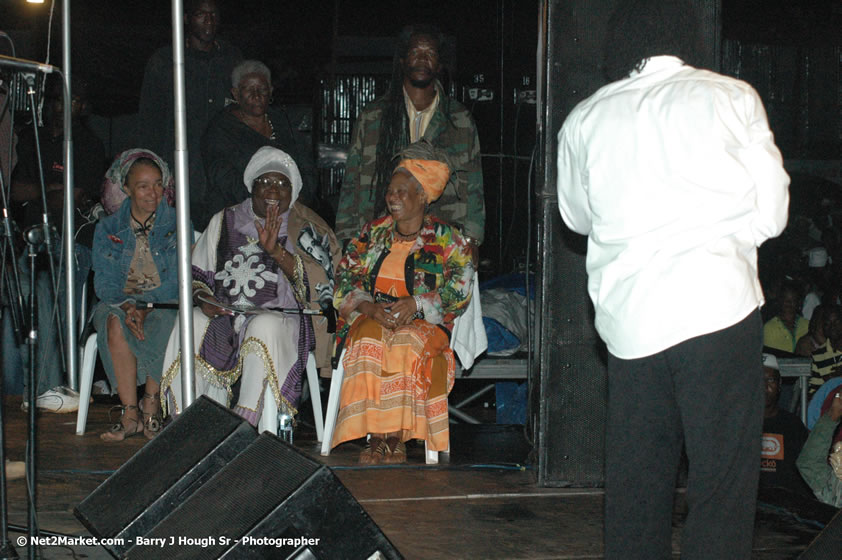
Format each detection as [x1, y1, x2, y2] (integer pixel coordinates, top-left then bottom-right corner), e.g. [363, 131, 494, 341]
[200, 59, 315, 229]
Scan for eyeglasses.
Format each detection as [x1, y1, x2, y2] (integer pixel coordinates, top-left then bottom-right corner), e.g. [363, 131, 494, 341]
[254, 177, 291, 190]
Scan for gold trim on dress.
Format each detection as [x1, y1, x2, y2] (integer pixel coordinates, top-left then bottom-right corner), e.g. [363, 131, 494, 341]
[160, 333, 300, 419]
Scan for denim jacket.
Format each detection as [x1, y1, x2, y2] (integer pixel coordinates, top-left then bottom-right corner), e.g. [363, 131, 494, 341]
[92, 197, 180, 304]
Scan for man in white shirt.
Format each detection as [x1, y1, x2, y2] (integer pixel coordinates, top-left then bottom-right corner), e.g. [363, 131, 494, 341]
[556, 1, 790, 558]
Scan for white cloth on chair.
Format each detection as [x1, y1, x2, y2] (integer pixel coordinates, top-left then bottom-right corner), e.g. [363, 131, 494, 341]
[450, 272, 487, 369]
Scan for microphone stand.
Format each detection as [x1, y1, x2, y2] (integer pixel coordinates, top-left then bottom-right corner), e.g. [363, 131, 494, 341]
[0, 59, 62, 560]
[23, 225, 45, 560]
[24, 75, 65, 374]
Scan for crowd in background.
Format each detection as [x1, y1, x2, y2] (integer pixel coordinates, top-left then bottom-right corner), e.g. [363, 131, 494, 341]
[760, 230, 842, 508]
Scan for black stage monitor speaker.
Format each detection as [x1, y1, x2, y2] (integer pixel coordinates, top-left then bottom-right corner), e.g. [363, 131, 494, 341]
[123, 433, 402, 560]
[800, 508, 842, 560]
[75, 396, 257, 557]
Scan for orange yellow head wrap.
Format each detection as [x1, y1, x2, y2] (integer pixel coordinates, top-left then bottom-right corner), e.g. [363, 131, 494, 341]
[395, 159, 451, 203]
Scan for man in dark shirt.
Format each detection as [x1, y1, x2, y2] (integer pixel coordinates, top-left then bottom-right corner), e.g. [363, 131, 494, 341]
[137, 0, 241, 230]
[761, 353, 813, 497]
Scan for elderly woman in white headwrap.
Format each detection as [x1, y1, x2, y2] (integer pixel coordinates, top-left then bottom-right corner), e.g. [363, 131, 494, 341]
[160, 146, 339, 426]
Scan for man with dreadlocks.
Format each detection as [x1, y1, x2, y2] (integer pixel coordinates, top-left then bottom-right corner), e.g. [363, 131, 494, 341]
[335, 24, 484, 261]
[556, 0, 789, 558]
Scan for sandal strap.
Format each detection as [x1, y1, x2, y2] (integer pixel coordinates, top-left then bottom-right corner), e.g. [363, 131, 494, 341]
[385, 438, 405, 453]
[144, 413, 163, 434]
[107, 404, 139, 424]
[368, 438, 389, 458]
[105, 410, 141, 435]
[385, 437, 406, 461]
[140, 393, 163, 428]
[359, 437, 390, 464]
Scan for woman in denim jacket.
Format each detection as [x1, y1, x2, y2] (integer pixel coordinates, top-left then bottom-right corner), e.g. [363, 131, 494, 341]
[91, 151, 180, 441]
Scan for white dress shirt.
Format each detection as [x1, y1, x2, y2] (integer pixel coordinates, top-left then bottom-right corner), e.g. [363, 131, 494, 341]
[557, 56, 790, 359]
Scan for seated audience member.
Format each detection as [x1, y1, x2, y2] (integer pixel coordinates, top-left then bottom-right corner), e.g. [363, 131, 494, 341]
[161, 147, 338, 425]
[760, 354, 812, 497]
[796, 389, 842, 507]
[795, 305, 826, 358]
[199, 60, 315, 229]
[91, 152, 180, 441]
[8, 76, 106, 411]
[764, 280, 809, 354]
[329, 141, 474, 464]
[810, 305, 842, 395]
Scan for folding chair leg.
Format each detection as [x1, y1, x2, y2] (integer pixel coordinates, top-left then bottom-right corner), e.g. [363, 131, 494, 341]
[320, 352, 346, 456]
[260, 386, 278, 435]
[425, 440, 449, 465]
[75, 333, 97, 435]
[306, 353, 324, 443]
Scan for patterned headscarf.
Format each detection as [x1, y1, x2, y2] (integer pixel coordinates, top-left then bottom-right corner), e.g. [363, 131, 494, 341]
[101, 148, 175, 215]
[393, 139, 453, 204]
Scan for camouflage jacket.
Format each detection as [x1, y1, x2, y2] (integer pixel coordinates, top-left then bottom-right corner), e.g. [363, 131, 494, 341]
[796, 414, 842, 507]
[336, 84, 485, 245]
[333, 214, 474, 345]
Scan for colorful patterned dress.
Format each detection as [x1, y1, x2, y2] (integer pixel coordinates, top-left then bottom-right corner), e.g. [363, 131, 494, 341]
[331, 214, 474, 451]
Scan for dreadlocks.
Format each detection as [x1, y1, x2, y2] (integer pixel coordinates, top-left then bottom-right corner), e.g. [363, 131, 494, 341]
[397, 138, 454, 168]
[603, 0, 704, 82]
[371, 24, 453, 217]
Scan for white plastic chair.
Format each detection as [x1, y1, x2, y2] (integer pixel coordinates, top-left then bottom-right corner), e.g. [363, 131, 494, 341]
[76, 336, 324, 441]
[75, 331, 99, 435]
[259, 352, 323, 439]
[320, 348, 447, 464]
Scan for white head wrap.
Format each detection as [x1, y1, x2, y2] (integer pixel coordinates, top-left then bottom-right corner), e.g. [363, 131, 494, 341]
[762, 353, 779, 371]
[243, 146, 302, 207]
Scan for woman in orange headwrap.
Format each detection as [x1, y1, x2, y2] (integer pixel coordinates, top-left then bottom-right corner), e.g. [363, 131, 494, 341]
[330, 140, 475, 463]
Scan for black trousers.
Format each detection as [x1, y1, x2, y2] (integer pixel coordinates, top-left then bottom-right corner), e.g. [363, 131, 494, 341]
[604, 310, 763, 560]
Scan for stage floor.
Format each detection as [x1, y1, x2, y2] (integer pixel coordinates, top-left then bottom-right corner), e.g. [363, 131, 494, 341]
[2, 395, 833, 559]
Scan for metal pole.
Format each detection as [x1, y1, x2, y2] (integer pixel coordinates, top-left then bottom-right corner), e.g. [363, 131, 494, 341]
[26, 240, 38, 557]
[171, 0, 195, 407]
[62, 0, 78, 391]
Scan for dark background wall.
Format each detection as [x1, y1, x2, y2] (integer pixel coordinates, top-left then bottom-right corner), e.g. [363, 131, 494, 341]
[4, 1, 841, 275]
[4, 0, 541, 275]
